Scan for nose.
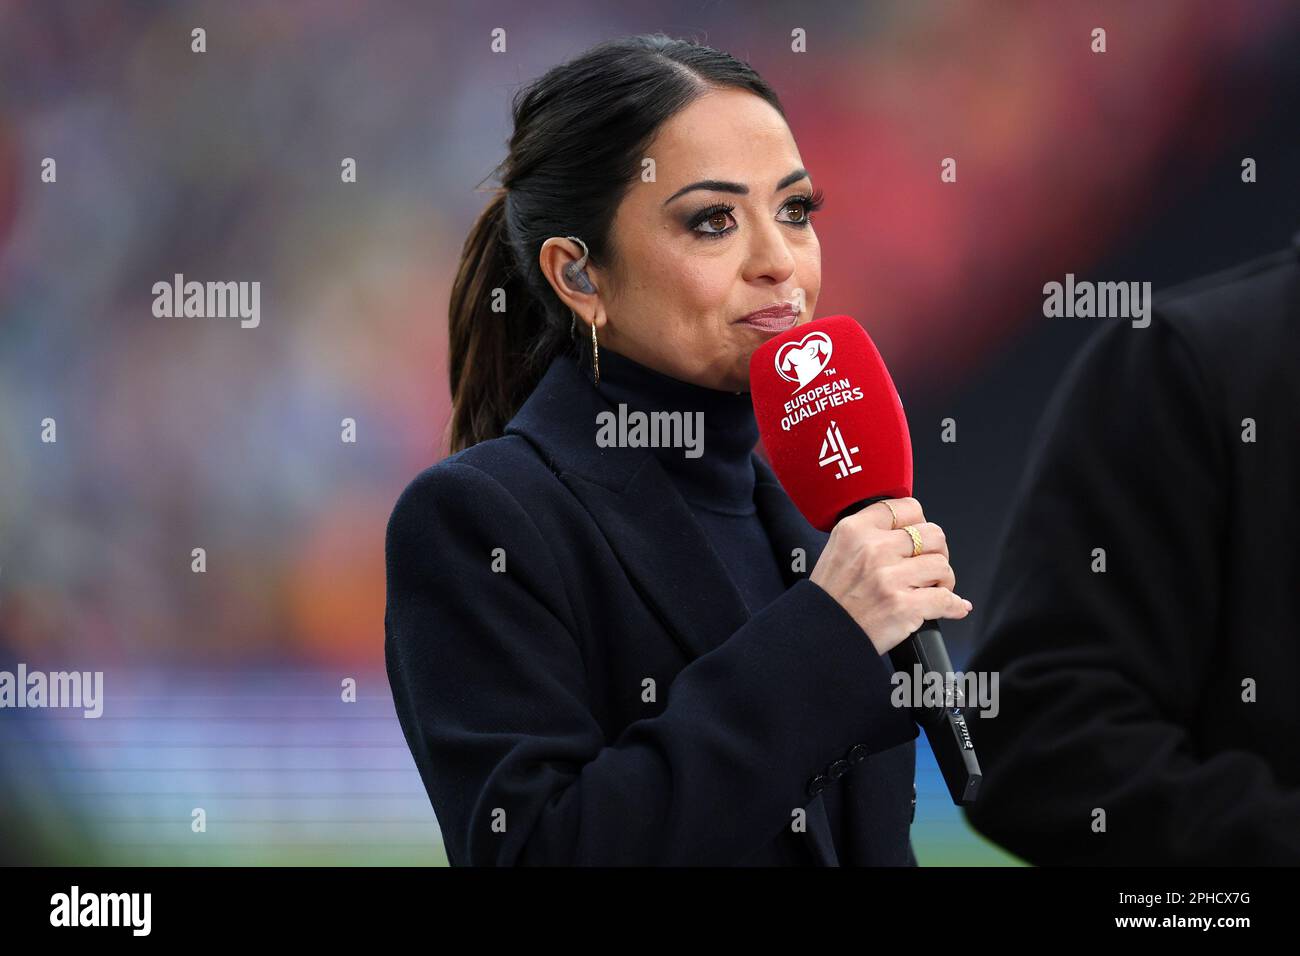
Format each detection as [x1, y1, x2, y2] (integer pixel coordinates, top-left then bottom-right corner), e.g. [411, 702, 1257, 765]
[741, 214, 797, 285]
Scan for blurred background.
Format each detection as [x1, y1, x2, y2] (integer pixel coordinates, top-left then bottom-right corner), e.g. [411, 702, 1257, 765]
[1, 0, 1298, 866]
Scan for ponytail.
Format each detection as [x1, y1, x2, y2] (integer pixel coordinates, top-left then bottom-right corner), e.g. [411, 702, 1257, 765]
[446, 188, 545, 455]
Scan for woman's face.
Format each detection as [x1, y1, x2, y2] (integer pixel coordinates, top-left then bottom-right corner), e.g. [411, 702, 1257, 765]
[557, 87, 822, 393]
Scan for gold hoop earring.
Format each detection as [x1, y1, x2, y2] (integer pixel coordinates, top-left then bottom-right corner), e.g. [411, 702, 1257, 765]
[570, 309, 600, 385]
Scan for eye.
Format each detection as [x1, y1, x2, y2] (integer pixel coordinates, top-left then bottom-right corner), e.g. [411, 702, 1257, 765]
[689, 203, 737, 238]
[779, 189, 825, 226]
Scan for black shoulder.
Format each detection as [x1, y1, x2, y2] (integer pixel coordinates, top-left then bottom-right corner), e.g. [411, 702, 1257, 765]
[384, 434, 563, 580]
[1153, 235, 1300, 316]
[385, 430, 572, 549]
[388, 434, 553, 521]
[1149, 235, 1300, 373]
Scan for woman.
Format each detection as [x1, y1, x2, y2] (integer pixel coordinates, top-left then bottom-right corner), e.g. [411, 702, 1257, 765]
[384, 33, 972, 866]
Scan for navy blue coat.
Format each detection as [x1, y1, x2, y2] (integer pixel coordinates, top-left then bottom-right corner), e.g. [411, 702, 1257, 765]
[384, 350, 919, 865]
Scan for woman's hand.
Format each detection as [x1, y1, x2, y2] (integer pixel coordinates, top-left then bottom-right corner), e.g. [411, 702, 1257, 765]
[809, 496, 972, 656]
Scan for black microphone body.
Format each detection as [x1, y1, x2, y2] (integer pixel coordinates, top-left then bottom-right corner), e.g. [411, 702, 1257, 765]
[839, 497, 982, 806]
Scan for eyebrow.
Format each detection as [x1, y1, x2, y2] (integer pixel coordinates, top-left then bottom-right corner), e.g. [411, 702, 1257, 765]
[661, 168, 809, 206]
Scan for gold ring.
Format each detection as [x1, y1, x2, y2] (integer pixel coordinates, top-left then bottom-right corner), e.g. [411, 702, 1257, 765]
[882, 500, 899, 530]
[901, 524, 923, 557]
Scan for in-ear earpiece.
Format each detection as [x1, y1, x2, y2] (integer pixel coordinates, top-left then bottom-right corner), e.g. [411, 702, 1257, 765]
[564, 264, 596, 294]
[563, 235, 595, 294]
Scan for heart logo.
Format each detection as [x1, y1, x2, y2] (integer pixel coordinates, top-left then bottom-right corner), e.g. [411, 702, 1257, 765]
[774, 331, 833, 392]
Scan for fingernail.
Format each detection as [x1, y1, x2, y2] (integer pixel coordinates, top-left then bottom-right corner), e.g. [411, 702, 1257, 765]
[963, 599, 973, 610]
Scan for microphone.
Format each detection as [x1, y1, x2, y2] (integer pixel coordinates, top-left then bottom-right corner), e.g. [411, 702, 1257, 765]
[749, 315, 981, 806]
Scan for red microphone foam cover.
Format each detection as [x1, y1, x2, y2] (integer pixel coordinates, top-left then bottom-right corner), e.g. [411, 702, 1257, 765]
[749, 315, 913, 531]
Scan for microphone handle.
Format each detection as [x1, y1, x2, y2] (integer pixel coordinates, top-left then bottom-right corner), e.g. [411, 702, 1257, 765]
[838, 499, 982, 806]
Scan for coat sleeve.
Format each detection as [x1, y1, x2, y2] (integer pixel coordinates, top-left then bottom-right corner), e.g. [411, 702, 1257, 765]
[384, 459, 918, 866]
[963, 313, 1300, 864]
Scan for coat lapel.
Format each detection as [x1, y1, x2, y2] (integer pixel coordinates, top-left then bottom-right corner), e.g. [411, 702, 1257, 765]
[558, 460, 752, 662]
[505, 353, 836, 663]
[504, 353, 841, 865]
[504, 353, 753, 662]
[752, 453, 831, 589]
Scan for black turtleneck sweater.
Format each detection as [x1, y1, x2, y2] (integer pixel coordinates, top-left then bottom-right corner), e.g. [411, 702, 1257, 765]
[593, 347, 790, 617]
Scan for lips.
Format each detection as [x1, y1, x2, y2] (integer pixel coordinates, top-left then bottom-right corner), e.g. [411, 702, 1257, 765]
[737, 302, 799, 331]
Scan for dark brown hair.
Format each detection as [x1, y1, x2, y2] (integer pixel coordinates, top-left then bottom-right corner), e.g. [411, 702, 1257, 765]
[446, 33, 786, 453]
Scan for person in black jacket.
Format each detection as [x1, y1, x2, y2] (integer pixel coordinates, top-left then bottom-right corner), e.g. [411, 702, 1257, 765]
[384, 34, 973, 866]
[963, 234, 1300, 865]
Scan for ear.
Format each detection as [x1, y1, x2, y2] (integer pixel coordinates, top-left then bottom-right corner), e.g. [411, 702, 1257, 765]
[538, 236, 599, 313]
